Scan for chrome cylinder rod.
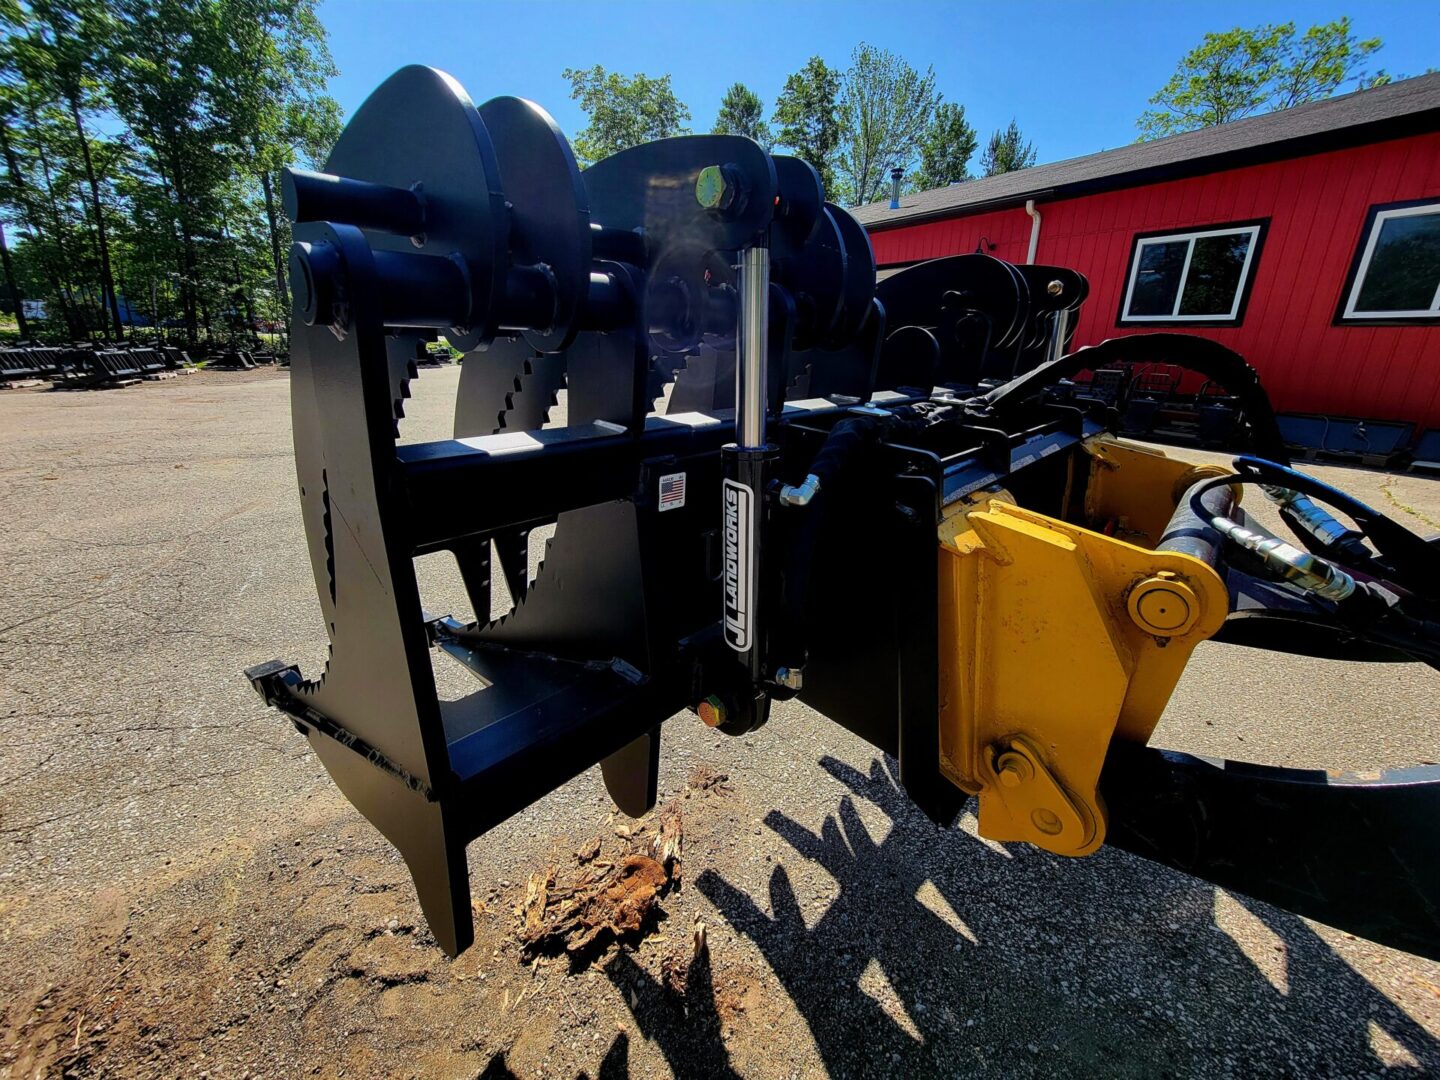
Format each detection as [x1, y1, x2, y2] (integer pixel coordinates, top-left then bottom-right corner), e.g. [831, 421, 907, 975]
[735, 244, 771, 448]
[1046, 307, 1071, 364]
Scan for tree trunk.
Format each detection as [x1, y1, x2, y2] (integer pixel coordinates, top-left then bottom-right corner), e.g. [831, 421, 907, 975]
[153, 161, 196, 346]
[233, 257, 257, 340]
[1, 115, 79, 336]
[67, 92, 123, 340]
[118, 271, 134, 340]
[26, 104, 85, 338]
[166, 163, 201, 346]
[258, 161, 290, 312]
[219, 208, 258, 344]
[0, 221, 30, 339]
[182, 230, 201, 345]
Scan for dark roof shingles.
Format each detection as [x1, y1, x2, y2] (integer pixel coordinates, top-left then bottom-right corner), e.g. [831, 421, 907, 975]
[853, 72, 1440, 228]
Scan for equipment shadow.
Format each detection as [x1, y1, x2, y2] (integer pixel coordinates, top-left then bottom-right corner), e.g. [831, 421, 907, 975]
[609, 754, 1439, 1078]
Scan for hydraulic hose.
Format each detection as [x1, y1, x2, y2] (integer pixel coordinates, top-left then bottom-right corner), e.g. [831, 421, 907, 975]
[1186, 473, 1358, 603]
[1158, 478, 1236, 568]
[971, 334, 1291, 466]
[773, 414, 891, 682]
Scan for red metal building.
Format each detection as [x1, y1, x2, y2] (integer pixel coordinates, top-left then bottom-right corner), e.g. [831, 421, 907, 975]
[854, 74, 1440, 431]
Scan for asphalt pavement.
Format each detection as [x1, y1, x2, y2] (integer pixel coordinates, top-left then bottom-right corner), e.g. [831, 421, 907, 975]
[1, 365, 1437, 1078]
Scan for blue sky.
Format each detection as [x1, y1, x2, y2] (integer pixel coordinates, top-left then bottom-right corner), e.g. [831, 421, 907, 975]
[318, 1, 1437, 167]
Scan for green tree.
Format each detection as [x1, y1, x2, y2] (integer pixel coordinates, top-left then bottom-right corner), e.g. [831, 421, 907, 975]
[979, 120, 1037, 177]
[712, 82, 772, 148]
[31, 0, 335, 349]
[8, 0, 124, 337]
[772, 56, 841, 195]
[563, 66, 690, 166]
[0, 45, 94, 338]
[0, 220, 28, 337]
[210, 0, 339, 315]
[0, 0, 339, 347]
[0, 76, 58, 331]
[911, 101, 976, 192]
[0, 1, 131, 339]
[1274, 18, 1384, 106]
[107, 0, 259, 344]
[1139, 19, 1383, 139]
[834, 43, 939, 207]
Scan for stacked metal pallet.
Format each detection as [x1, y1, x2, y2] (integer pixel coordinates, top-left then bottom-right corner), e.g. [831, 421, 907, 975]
[52, 347, 147, 388]
[1, 340, 295, 386]
[42, 343, 196, 389]
[0, 344, 74, 384]
[209, 349, 258, 370]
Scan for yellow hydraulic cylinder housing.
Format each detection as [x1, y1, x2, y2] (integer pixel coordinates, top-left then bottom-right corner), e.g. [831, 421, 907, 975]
[937, 441, 1230, 857]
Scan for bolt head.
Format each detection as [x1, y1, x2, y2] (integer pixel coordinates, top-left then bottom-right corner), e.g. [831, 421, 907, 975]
[774, 666, 804, 691]
[994, 749, 1033, 787]
[1047, 279, 1065, 297]
[695, 165, 734, 211]
[1127, 575, 1200, 636]
[1031, 808, 1063, 835]
[697, 695, 727, 728]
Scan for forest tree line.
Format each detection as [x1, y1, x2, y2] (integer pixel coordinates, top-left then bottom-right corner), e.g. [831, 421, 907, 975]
[0, 5, 1394, 346]
[576, 18, 1390, 209]
[0, 0, 338, 345]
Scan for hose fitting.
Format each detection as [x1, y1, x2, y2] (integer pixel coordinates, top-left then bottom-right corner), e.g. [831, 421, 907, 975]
[778, 473, 821, 507]
[1262, 485, 1366, 554]
[1210, 513, 1357, 602]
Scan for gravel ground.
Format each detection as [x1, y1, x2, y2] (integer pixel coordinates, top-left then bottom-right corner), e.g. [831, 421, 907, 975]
[1, 365, 1438, 1079]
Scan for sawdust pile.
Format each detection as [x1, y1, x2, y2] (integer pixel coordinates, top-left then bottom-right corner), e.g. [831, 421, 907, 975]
[686, 764, 734, 797]
[516, 802, 683, 965]
[660, 918, 709, 998]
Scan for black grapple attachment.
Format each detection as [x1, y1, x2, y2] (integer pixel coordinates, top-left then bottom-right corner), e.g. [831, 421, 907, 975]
[245, 66, 882, 954]
[251, 66, 1440, 961]
[870, 254, 1088, 393]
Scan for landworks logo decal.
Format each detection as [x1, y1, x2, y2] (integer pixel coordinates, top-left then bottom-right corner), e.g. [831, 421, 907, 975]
[723, 479, 753, 651]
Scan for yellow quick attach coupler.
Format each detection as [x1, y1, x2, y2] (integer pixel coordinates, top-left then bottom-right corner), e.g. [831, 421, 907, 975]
[936, 444, 1230, 857]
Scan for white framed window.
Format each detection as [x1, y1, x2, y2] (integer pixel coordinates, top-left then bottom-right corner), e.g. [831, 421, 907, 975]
[1340, 200, 1440, 323]
[1120, 223, 1264, 324]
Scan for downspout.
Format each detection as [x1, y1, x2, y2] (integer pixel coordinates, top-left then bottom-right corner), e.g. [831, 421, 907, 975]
[1025, 198, 1041, 263]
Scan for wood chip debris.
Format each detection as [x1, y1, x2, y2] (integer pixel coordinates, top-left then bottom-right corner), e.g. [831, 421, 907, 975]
[516, 803, 683, 964]
[574, 835, 602, 864]
[687, 764, 734, 797]
[661, 918, 708, 998]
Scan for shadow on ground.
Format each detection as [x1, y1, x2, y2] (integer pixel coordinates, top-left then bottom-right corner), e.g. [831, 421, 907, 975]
[556, 755, 1439, 1078]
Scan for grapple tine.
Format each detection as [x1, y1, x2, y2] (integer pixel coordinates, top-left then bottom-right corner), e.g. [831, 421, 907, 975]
[1103, 745, 1440, 961]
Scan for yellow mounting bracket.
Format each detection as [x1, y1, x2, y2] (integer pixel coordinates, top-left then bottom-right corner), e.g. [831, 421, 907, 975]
[937, 492, 1228, 857]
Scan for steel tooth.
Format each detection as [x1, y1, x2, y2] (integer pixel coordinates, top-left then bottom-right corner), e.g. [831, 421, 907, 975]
[665, 344, 735, 415]
[647, 352, 689, 413]
[455, 336, 548, 437]
[385, 336, 422, 435]
[291, 640, 334, 697]
[785, 362, 813, 401]
[483, 533, 557, 628]
[502, 353, 566, 431]
[395, 360, 417, 424]
[320, 469, 336, 609]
